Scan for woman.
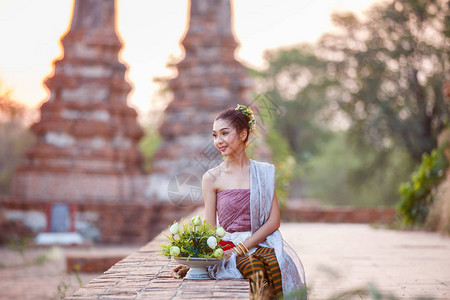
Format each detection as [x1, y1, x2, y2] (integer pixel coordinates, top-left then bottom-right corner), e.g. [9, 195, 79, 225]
[202, 104, 306, 299]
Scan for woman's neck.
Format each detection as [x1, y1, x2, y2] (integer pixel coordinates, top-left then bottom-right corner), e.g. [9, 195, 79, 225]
[225, 150, 250, 169]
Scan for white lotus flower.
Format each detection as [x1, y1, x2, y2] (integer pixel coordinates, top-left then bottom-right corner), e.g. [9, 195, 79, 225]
[216, 227, 226, 238]
[191, 215, 202, 226]
[214, 248, 224, 259]
[207, 236, 217, 249]
[170, 246, 180, 256]
[169, 222, 179, 235]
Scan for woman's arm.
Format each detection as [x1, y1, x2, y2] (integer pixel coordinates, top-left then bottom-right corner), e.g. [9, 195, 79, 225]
[202, 171, 217, 226]
[242, 185, 281, 251]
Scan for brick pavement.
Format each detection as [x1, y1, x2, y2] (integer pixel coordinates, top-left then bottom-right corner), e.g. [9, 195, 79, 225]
[281, 223, 450, 299]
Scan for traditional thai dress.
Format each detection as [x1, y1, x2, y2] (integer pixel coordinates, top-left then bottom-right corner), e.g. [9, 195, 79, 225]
[208, 160, 307, 299]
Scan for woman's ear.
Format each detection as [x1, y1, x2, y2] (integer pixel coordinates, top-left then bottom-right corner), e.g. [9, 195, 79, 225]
[240, 129, 248, 142]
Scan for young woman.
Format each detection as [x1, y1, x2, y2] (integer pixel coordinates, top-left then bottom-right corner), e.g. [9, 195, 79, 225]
[201, 104, 306, 299]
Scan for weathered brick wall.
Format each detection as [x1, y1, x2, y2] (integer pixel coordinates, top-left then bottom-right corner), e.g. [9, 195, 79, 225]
[281, 205, 396, 223]
[12, 172, 143, 202]
[2, 195, 400, 245]
[67, 255, 125, 273]
[0, 197, 199, 244]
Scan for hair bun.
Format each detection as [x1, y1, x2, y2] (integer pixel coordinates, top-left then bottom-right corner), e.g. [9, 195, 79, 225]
[235, 104, 256, 132]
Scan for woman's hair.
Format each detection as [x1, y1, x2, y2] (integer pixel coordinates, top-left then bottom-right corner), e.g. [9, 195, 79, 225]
[215, 107, 251, 146]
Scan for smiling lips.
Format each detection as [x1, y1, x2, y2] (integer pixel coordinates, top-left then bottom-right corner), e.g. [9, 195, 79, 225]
[219, 146, 227, 152]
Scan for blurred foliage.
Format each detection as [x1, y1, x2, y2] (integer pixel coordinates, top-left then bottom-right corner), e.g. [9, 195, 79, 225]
[397, 141, 449, 225]
[269, 141, 296, 207]
[6, 235, 33, 263]
[303, 132, 415, 206]
[251, 93, 297, 207]
[138, 124, 161, 172]
[256, 47, 334, 163]
[265, 120, 296, 208]
[321, 0, 449, 163]
[252, 0, 449, 206]
[52, 263, 83, 300]
[0, 218, 35, 246]
[0, 84, 35, 195]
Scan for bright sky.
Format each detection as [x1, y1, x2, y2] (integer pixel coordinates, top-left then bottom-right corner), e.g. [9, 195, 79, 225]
[0, 0, 382, 114]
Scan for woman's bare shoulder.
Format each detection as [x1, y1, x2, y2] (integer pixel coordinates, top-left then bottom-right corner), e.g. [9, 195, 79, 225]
[203, 164, 222, 184]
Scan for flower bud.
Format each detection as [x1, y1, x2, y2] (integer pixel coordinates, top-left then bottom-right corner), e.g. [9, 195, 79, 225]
[169, 222, 179, 235]
[216, 227, 226, 238]
[191, 215, 202, 226]
[214, 248, 224, 259]
[170, 246, 180, 257]
[207, 236, 217, 249]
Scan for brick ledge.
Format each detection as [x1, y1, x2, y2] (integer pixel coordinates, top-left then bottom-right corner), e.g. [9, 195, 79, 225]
[67, 228, 250, 299]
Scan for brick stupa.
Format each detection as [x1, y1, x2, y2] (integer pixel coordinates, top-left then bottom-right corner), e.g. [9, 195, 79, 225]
[12, 0, 144, 203]
[147, 0, 253, 203]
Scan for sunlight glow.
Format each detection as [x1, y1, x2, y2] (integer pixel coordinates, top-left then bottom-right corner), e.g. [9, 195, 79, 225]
[0, 0, 381, 115]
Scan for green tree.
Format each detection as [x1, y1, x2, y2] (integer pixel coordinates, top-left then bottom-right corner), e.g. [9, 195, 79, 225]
[252, 0, 449, 206]
[304, 131, 415, 206]
[254, 46, 335, 163]
[320, 0, 450, 162]
[138, 124, 161, 172]
[397, 141, 449, 225]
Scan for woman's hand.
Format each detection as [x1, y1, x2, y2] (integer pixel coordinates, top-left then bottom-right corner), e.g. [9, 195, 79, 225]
[223, 249, 235, 261]
[172, 265, 190, 279]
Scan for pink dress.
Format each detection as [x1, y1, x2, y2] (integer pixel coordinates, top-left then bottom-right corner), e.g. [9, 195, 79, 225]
[216, 189, 251, 233]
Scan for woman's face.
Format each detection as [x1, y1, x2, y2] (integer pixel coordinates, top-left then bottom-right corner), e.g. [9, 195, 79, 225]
[212, 118, 245, 156]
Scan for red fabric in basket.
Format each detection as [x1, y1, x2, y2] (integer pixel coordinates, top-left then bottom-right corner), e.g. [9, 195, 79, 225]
[219, 240, 235, 251]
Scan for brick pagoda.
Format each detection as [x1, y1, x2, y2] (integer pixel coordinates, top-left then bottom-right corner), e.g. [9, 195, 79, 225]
[12, 0, 144, 203]
[147, 0, 253, 203]
[3, 0, 258, 243]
